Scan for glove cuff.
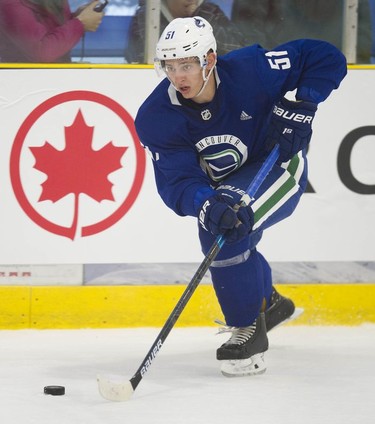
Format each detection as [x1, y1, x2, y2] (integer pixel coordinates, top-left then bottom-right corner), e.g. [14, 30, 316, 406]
[280, 97, 318, 112]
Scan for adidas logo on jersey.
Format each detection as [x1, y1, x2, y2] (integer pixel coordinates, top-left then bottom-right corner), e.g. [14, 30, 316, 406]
[240, 111, 252, 120]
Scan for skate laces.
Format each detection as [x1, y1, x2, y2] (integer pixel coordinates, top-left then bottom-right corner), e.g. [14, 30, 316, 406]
[215, 319, 257, 345]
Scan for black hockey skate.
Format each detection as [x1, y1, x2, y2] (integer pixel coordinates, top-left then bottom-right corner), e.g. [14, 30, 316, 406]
[265, 286, 302, 331]
[216, 313, 269, 377]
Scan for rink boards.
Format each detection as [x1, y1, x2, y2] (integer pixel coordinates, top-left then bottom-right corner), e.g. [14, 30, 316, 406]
[1, 283, 374, 329]
[0, 65, 374, 330]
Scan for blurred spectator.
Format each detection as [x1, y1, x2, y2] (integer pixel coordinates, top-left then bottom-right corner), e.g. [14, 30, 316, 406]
[0, 0, 104, 63]
[231, 0, 371, 63]
[125, 0, 253, 63]
[231, 0, 282, 48]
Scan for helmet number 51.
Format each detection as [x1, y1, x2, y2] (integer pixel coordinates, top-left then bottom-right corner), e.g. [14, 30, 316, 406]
[165, 31, 175, 40]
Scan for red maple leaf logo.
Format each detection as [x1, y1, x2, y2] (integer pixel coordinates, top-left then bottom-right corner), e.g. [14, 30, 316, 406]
[29, 109, 127, 240]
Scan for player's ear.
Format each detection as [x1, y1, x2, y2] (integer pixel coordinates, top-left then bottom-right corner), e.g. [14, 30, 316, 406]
[206, 51, 217, 70]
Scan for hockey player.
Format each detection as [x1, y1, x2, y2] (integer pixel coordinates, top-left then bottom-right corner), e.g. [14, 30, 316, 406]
[135, 16, 347, 377]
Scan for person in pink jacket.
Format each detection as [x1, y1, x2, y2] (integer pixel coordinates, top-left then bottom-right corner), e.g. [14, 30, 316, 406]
[0, 0, 104, 63]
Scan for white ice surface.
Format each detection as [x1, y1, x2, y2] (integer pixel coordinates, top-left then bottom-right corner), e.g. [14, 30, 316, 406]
[1, 325, 374, 424]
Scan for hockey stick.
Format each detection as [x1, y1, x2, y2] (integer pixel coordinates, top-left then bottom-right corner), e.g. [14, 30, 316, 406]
[97, 144, 280, 402]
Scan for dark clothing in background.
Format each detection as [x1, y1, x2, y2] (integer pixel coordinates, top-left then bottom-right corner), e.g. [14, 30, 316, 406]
[231, 0, 371, 63]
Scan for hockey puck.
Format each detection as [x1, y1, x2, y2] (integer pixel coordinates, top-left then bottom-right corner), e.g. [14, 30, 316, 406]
[44, 385, 65, 396]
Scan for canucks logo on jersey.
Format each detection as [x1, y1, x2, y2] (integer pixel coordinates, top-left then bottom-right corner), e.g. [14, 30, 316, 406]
[195, 134, 248, 181]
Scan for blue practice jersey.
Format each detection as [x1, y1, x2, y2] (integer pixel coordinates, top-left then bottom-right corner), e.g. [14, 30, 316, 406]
[135, 39, 347, 217]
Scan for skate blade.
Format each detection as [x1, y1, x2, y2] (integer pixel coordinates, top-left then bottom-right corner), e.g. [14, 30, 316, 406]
[270, 307, 304, 331]
[220, 353, 267, 377]
[291, 307, 304, 321]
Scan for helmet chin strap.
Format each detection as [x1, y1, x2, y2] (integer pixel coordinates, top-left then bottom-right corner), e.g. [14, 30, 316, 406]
[195, 63, 216, 98]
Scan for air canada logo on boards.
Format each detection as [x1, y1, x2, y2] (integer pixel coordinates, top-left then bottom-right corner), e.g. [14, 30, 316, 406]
[10, 91, 146, 240]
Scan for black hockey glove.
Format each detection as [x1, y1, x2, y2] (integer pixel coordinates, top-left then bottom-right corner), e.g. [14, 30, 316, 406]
[265, 97, 318, 162]
[198, 194, 254, 244]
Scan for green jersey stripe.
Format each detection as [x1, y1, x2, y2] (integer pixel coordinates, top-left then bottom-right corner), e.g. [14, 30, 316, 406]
[253, 176, 298, 226]
[251, 152, 305, 229]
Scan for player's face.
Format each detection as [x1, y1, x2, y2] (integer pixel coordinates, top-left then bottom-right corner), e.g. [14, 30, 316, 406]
[163, 57, 204, 99]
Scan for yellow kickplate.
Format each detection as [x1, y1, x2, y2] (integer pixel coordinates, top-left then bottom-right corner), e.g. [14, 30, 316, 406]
[0, 286, 30, 329]
[0, 284, 374, 329]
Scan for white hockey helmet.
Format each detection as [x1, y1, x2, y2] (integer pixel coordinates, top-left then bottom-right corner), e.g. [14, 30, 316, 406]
[155, 16, 217, 72]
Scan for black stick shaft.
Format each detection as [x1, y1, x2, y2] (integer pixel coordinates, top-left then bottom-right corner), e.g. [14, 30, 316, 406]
[130, 237, 223, 390]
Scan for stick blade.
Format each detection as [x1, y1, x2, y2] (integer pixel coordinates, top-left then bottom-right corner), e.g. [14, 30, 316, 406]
[97, 375, 134, 402]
